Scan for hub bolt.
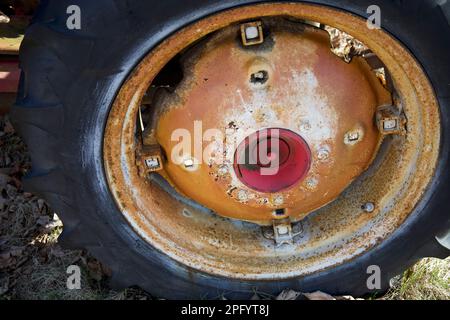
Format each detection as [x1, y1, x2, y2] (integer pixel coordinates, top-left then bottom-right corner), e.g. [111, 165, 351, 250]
[362, 202, 375, 213]
[181, 157, 200, 172]
[273, 195, 284, 206]
[276, 225, 289, 235]
[344, 129, 363, 145]
[218, 165, 229, 176]
[383, 119, 398, 131]
[317, 148, 330, 161]
[237, 190, 248, 202]
[183, 158, 195, 168]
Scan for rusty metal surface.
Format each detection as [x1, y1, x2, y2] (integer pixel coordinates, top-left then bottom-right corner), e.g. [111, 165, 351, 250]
[324, 26, 369, 63]
[103, 3, 440, 279]
[152, 19, 389, 223]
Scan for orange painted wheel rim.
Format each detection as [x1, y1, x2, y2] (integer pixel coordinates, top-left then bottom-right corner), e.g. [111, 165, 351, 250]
[103, 3, 440, 279]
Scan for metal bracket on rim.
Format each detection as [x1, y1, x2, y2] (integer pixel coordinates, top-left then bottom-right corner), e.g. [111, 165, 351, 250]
[376, 105, 407, 135]
[136, 144, 164, 175]
[263, 219, 303, 246]
[240, 21, 264, 46]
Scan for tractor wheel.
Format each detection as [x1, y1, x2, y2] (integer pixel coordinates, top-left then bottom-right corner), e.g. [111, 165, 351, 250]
[11, 0, 450, 299]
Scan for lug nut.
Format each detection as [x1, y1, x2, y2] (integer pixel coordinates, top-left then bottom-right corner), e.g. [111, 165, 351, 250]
[183, 158, 194, 168]
[317, 148, 330, 161]
[383, 119, 398, 131]
[218, 165, 229, 176]
[344, 129, 363, 145]
[273, 195, 284, 206]
[276, 225, 289, 235]
[347, 132, 359, 141]
[181, 157, 199, 172]
[237, 190, 248, 202]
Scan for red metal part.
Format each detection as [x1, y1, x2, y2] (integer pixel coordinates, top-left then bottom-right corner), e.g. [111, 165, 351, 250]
[234, 128, 311, 193]
[0, 60, 20, 93]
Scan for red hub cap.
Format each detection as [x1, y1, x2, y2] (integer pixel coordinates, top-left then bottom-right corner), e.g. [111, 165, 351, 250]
[234, 128, 312, 193]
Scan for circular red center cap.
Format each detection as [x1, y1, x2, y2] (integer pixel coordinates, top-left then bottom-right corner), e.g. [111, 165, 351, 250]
[234, 128, 312, 193]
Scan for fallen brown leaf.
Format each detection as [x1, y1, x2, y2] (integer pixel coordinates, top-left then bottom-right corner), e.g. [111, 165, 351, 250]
[304, 291, 336, 301]
[276, 289, 301, 300]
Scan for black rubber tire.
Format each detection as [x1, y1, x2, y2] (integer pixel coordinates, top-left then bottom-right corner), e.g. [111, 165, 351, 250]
[11, 0, 450, 299]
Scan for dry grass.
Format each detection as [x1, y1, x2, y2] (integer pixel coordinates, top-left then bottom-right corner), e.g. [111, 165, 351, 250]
[384, 257, 449, 300]
[0, 114, 448, 300]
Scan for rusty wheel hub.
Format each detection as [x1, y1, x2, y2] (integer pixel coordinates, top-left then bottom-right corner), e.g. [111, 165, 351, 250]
[155, 18, 387, 223]
[103, 4, 440, 279]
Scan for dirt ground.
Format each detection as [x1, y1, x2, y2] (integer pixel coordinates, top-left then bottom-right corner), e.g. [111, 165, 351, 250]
[0, 114, 448, 300]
